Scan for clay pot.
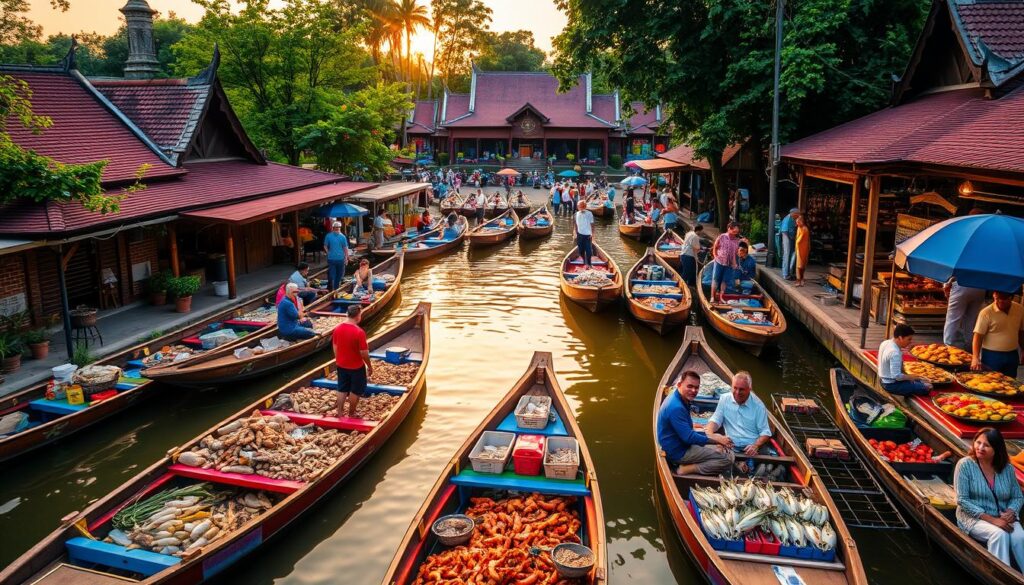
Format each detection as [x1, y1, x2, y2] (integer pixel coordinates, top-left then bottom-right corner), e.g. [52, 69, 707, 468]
[29, 341, 49, 360]
[0, 354, 21, 373]
[175, 296, 193, 313]
[151, 291, 167, 306]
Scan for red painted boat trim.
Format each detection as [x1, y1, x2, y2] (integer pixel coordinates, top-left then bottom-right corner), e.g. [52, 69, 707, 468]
[259, 410, 377, 433]
[89, 472, 177, 532]
[168, 464, 305, 494]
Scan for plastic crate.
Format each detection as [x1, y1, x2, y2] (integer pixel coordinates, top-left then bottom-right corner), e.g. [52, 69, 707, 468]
[544, 436, 580, 480]
[513, 434, 545, 476]
[468, 431, 515, 474]
[514, 395, 552, 430]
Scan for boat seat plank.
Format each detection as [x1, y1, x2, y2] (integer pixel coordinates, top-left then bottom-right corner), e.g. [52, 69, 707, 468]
[452, 470, 590, 496]
[631, 279, 678, 286]
[221, 319, 270, 328]
[114, 383, 139, 391]
[260, 410, 377, 432]
[711, 304, 771, 312]
[125, 359, 146, 368]
[122, 369, 145, 379]
[672, 472, 803, 490]
[632, 292, 683, 300]
[310, 378, 409, 395]
[167, 463, 304, 494]
[495, 412, 568, 437]
[368, 351, 424, 363]
[65, 537, 179, 577]
[30, 563, 140, 585]
[569, 259, 607, 266]
[29, 398, 87, 416]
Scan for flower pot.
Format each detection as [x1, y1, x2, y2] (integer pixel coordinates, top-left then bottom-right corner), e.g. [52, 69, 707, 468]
[29, 342, 49, 360]
[175, 296, 193, 313]
[1, 354, 21, 374]
[151, 291, 167, 306]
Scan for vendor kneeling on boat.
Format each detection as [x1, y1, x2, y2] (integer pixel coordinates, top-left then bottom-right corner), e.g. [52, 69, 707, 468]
[278, 283, 316, 340]
[878, 323, 933, 396]
[955, 427, 1024, 569]
[703, 371, 784, 480]
[658, 369, 734, 476]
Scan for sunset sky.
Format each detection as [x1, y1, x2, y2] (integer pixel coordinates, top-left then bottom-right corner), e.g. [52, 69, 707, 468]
[26, 0, 567, 60]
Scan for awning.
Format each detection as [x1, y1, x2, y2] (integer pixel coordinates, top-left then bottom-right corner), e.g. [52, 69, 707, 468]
[0, 238, 39, 256]
[348, 182, 431, 204]
[632, 158, 692, 172]
[181, 181, 376, 224]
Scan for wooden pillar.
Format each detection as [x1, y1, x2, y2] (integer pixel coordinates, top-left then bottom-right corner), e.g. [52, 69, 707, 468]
[225, 225, 237, 300]
[168, 223, 180, 277]
[576, 139, 581, 160]
[292, 211, 301, 266]
[475, 138, 480, 159]
[859, 175, 881, 347]
[796, 169, 807, 213]
[843, 179, 862, 307]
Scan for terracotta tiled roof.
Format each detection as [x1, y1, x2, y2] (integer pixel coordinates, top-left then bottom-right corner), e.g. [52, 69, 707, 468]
[443, 72, 616, 128]
[782, 86, 1024, 174]
[0, 161, 354, 236]
[625, 106, 660, 134]
[955, 0, 1024, 61]
[660, 142, 745, 169]
[408, 100, 436, 133]
[91, 78, 210, 163]
[4, 69, 181, 184]
[592, 95, 618, 125]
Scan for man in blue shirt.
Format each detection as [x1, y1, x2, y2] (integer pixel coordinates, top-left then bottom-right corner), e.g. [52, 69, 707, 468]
[731, 242, 758, 293]
[657, 369, 734, 476]
[277, 283, 316, 340]
[322, 221, 349, 291]
[288, 262, 319, 305]
[779, 207, 799, 280]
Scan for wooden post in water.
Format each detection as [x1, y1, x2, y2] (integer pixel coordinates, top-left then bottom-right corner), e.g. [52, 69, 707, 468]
[843, 179, 862, 307]
[859, 175, 881, 348]
[225, 225, 237, 300]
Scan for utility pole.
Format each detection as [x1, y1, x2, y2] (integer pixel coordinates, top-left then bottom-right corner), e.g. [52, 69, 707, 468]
[766, 0, 784, 266]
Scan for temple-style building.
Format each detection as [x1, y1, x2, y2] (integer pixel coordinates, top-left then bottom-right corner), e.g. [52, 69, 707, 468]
[406, 68, 670, 167]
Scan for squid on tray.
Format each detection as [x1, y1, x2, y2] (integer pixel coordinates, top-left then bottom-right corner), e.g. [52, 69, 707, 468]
[413, 494, 585, 585]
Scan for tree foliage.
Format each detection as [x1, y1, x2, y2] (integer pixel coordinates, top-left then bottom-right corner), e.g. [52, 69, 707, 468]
[552, 0, 927, 227]
[172, 0, 376, 165]
[299, 82, 413, 180]
[429, 0, 492, 92]
[477, 30, 546, 72]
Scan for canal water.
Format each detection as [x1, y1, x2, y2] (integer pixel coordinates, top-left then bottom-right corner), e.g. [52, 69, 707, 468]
[0, 190, 975, 584]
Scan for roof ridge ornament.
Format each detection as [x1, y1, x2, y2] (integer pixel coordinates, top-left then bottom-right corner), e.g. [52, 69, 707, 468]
[59, 36, 78, 71]
[189, 44, 221, 86]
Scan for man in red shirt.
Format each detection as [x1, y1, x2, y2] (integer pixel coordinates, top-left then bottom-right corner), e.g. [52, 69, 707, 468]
[331, 305, 373, 418]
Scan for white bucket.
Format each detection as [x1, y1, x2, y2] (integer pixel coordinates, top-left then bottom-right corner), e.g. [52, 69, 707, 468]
[52, 363, 78, 383]
[213, 281, 229, 297]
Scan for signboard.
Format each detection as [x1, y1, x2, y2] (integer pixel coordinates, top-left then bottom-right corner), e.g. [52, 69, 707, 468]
[0, 293, 27, 317]
[895, 213, 939, 246]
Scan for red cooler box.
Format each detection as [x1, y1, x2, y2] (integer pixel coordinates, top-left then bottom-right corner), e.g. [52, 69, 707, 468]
[513, 434, 546, 476]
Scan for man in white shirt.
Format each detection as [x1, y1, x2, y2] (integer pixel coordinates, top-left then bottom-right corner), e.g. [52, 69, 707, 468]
[680, 224, 703, 287]
[659, 189, 670, 209]
[878, 323, 932, 396]
[573, 200, 596, 268]
[704, 372, 780, 477]
[474, 190, 487, 225]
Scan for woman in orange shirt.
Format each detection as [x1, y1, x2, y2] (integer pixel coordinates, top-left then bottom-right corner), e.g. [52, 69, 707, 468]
[795, 215, 811, 286]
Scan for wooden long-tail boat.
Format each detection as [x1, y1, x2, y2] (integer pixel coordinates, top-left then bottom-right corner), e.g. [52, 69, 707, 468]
[830, 367, 1024, 585]
[517, 206, 554, 240]
[382, 351, 606, 585]
[0, 302, 430, 585]
[141, 255, 402, 387]
[586, 194, 613, 218]
[485, 192, 509, 218]
[618, 207, 655, 241]
[655, 229, 685, 269]
[508, 190, 532, 216]
[625, 248, 691, 334]
[439, 193, 463, 215]
[459, 194, 482, 218]
[559, 242, 623, 313]
[467, 208, 519, 247]
[0, 266, 328, 464]
[696, 263, 786, 357]
[654, 327, 867, 585]
[372, 213, 468, 261]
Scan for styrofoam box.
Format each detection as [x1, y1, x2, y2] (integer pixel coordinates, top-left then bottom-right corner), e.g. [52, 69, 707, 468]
[468, 431, 516, 474]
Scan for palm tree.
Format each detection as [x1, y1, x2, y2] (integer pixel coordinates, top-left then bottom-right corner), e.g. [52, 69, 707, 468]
[360, 0, 400, 75]
[396, 0, 430, 83]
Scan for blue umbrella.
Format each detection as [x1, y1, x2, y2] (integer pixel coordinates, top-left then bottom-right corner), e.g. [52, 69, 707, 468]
[896, 214, 1024, 293]
[416, 158, 434, 165]
[313, 202, 369, 218]
[621, 176, 647, 187]
[558, 170, 580, 178]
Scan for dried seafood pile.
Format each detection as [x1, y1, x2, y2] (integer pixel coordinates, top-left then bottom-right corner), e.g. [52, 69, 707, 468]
[724, 311, 766, 324]
[547, 448, 578, 465]
[279, 387, 400, 420]
[634, 284, 678, 294]
[312, 315, 346, 334]
[176, 411, 364, 482]
[237, 306, 277, 322]
[571, 270, 613, 287]
[414, 494, 583, 585]
[637, 297, 680, 310]
[327, 359, 419, 387]
[142, 345, 201, 367]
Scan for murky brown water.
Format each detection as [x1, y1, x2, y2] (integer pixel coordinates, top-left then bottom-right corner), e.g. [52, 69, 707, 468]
[0, 190, 975, 584]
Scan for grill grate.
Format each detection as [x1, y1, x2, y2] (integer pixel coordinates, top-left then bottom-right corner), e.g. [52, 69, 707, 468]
[772, 393, 910, 530]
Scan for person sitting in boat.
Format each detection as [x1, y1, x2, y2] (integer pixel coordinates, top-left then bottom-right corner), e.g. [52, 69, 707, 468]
[729, 242, 757, 294]
[352, 259, 375, 297]
[607, 185, 616, 203]
[443, 214, 460, 239]
[287, 262, 320, 305]
[657, 369, 734, 477]
[878, 323, 933, 396]
[703, 372, 784, 480]
[624, 189, 636, 224]
[955, 427, 1024, 570]
[278, 283, 316, 341]
[418, 209, 433, 233]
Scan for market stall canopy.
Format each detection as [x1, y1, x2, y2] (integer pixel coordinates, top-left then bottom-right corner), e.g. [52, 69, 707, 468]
[631, 158, 690, 172]
[623, 161, 642, 169]
[621, 176, 647, 187]
[495, 168, 521, 176]
[313, 202, 369, 218]
[896, 214, 1024, 293]
[180, 181, 375, 225]
[348, 182, 431, 204]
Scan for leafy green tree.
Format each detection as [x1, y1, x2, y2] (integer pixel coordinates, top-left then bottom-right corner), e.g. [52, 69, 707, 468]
[552, 0, 925, 228]
[172, 0, 375, 165]
[477, 30, 546, 72]
[299, 83, 413, 179]
[429, 0, 491, 93]
[94, 15, 193, 78]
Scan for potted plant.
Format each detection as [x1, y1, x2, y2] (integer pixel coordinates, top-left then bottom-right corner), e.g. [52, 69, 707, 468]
[566, 153, 576, 164]
[147, 270, 172, 306]
[168, 275, 201, 313]
[0, 332, 24, 373]
[23, 328, 50, 360]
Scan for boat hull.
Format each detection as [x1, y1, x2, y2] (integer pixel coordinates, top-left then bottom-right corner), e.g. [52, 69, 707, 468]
[696, 264, 786, 355]
[467, 209, 519, 247]
[517, 206, 554, 240]
[559, 243, 623, 313]
[625, 249, 691, 334]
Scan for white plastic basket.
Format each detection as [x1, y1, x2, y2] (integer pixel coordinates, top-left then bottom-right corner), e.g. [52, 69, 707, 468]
[544, 436, 580, 480]
[514, 395, 552, 430]
[468, 431, 515, 474]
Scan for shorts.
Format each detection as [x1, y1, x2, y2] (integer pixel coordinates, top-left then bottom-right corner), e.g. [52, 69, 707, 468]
[336, 366, 368, 396]
[712, 261, 731, 289]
